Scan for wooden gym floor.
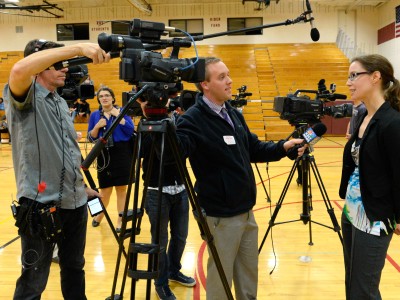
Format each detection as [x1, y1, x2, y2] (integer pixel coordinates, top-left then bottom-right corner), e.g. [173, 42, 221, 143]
[0, 136, 399, 299]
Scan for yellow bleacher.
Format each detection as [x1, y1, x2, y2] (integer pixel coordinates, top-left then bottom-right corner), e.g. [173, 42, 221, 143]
[0, 44, 350, 141]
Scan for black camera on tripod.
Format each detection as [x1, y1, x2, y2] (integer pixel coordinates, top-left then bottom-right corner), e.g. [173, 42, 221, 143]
[57, 64, 95, 104]
[97, 19, 205, 119]
[273, 79, 352, 124]
[228, 85, 252, 108]
[167, 90, 198, 113]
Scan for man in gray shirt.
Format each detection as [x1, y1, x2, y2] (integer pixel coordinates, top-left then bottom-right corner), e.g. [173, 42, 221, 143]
[4, 39, 109, 300]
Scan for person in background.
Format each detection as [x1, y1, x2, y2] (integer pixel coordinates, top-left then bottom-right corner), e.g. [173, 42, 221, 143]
[345, 98, 366, 140]
[340, 54, 400, 299]
[138, 90, 196, 300]
[142, 57, 306, 300]
[70, 98, 91, 122]
[88, 86, 135, 232]
[0, 97, 5, 110]
[0, 115, 10, 143]
[3, 39, 107, 300]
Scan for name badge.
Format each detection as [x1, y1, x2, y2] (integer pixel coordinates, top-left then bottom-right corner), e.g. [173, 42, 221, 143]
[223, 135, 236, 145]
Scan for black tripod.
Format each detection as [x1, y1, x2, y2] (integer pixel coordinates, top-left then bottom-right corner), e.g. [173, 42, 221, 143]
[258, 148, 343, 254]
[106, 117, 233, 300]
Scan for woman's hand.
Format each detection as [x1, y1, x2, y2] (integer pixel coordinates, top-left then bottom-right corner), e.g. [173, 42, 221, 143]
[95, 118, 107, 129]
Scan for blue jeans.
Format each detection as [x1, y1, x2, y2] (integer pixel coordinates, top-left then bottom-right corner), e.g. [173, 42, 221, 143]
[144, 189, 189, 287]
[14, 200, 88, 300]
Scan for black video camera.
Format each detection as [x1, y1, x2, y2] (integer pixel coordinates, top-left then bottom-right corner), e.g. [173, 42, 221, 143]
[97, 19, 205, 118]
[273, 79, 352, 125]
[228, 85, 252, 108]
[57, 64, 95, 104]
[168, 90, 198, 113]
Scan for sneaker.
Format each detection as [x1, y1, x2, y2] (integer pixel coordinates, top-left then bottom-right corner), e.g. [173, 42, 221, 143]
[155, 285, 176, 300]
[169, 271, 196, 287]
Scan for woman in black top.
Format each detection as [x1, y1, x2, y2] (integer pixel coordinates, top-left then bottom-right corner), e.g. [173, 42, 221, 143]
[340, 54, 400, 299]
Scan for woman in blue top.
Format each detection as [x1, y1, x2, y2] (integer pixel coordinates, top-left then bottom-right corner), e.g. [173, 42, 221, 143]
[88, 86, 135, 231]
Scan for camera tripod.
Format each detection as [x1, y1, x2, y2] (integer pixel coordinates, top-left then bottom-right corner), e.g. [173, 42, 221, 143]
[104, 117, 233, 300]
[258, 149, 343, 255]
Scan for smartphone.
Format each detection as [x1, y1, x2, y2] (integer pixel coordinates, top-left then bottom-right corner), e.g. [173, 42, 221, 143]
[87, 197, 103, 217]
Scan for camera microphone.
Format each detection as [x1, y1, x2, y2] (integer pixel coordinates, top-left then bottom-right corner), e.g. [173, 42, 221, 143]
[321, 93, 347, 101]
[330, 93, 347, 100]
[286, 122, 327, 160]
[131, 18, 179, 34]
[305, 0, 320, 42]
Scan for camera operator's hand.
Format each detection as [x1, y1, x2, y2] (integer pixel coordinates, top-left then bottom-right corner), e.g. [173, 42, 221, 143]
[283, 138, 307, 158]
[77, 43, 111, 65]
[85, 186, 101, 200]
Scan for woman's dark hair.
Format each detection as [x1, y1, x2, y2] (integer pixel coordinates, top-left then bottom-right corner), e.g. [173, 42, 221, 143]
[351, 54, 400, 111]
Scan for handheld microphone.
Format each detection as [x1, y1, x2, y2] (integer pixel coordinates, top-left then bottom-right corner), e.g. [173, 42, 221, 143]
[302, 122, 326, 145]
[305, 0, 320, 42]
[286, 122, 327, 160]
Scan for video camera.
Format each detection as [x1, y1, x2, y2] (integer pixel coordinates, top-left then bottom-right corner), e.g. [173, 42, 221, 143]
[273, 79, 352, 124]
[228, 85, 252, 108]
[57, 64, 95, 104]
[168, 90, 198, 113]
[97, 19, 205, 118]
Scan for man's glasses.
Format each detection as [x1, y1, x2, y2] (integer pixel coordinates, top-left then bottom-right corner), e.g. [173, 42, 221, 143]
[348, 71, 370, 81]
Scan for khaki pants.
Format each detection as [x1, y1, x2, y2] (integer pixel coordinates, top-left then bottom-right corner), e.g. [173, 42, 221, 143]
[206, 211, 258, 300]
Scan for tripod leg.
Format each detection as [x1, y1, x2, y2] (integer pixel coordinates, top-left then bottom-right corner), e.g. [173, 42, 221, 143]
[307, 162, 314, 245]
[254, 163, 271, 202]
[258, 158, 300, 253]
[299, 156, 314, 245]
[309, 157, 343, 245]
